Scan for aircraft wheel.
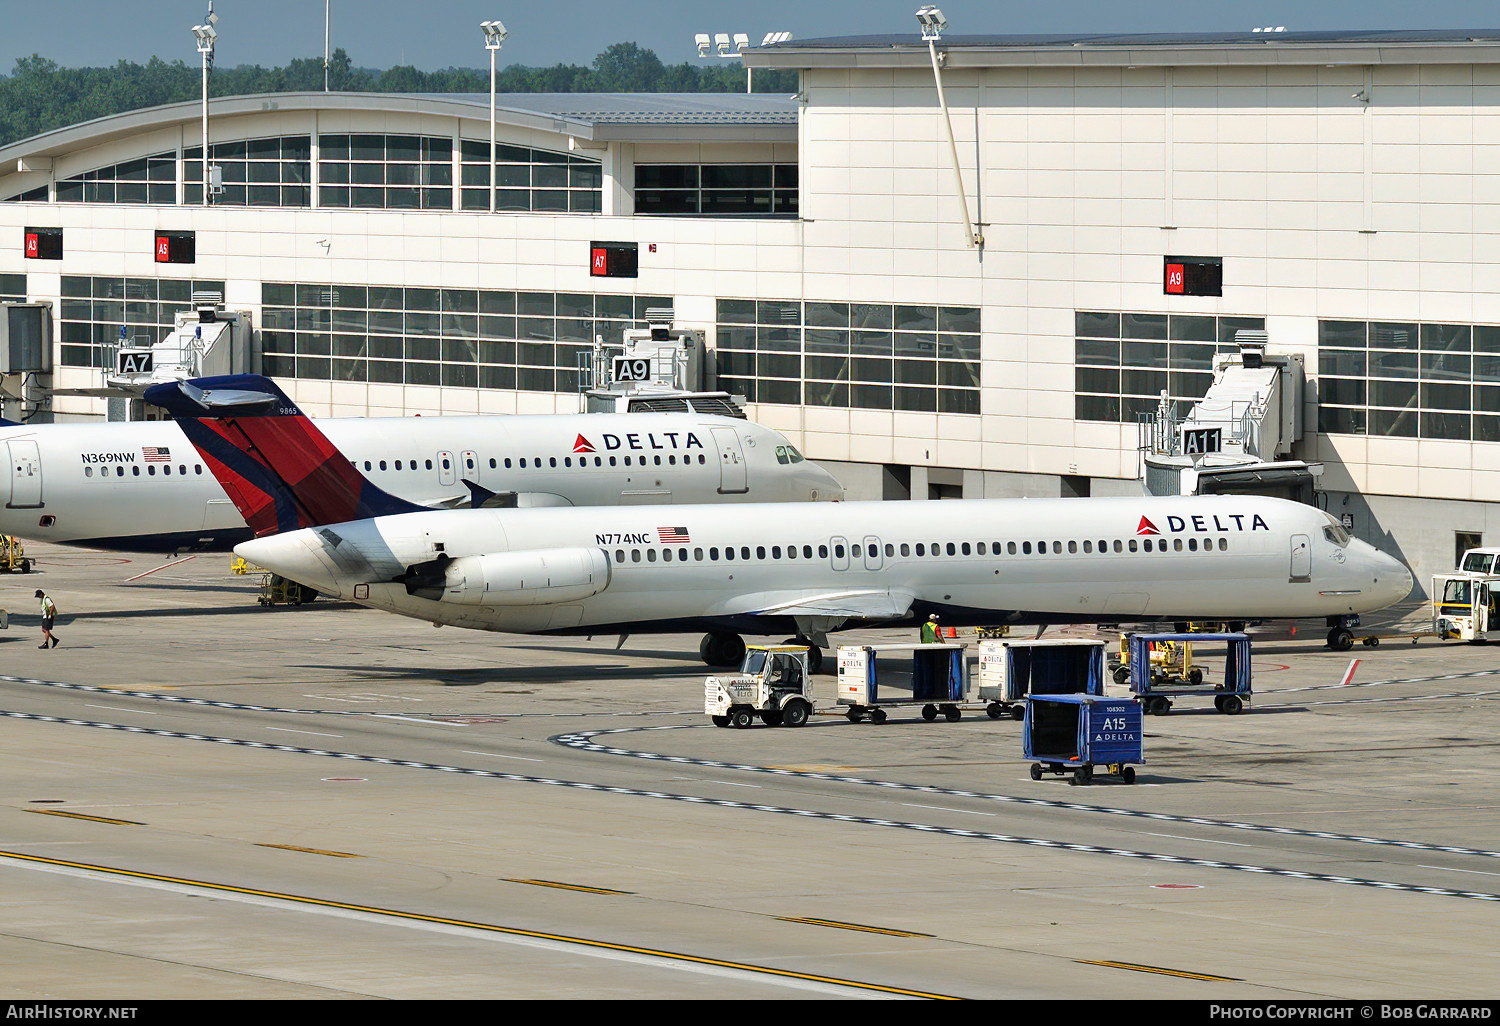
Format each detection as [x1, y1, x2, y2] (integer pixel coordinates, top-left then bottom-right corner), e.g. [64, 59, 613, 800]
[921, 704, 938, 722]
[1327, 628, 1354, 651]
[781, 699, 810, 728]
[803, 645, 823, 675]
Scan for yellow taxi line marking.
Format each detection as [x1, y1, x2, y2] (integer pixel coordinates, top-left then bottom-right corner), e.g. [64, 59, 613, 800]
[505, 878, 631, 895]
[1078, 959, 1241, 982]
[777, 917, 934, 939]
[25, 809, 144, 826]
[0, 849, 957, 999]
[255, 843, 362, 859]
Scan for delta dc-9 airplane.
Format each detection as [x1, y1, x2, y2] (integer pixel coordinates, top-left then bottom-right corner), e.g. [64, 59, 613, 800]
[0, 388, 842, 552]
[147, 375, 1414, 669]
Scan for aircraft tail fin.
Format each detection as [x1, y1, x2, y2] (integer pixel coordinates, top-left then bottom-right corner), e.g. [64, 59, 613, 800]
[144, 374, 428, 536]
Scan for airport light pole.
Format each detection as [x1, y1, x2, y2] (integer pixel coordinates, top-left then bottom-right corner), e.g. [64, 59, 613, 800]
[915, 6, 982, 248]
[481, 20, 507, 213]
[191, 5, 218, 207]
[695, 32, 789, 93]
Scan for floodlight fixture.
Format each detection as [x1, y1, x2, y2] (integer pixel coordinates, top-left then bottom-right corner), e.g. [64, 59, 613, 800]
[481, 20, 507, 213]
[695, 33, 711, 57]
[761, 31, 792, 46]
[714, 32, 733, 57]
[732, 32, 750, 53]
[481, 19, 507, 49]
[191, 6, 219, 208]
[916, 5, 946, 41]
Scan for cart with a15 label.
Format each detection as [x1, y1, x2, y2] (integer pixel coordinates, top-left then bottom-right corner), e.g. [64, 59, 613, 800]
[1024, 693, 1144, 786]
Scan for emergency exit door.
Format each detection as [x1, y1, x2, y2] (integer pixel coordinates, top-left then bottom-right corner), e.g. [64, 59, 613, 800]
[6, 440, 41, 509]
[712, 427, 747, 494]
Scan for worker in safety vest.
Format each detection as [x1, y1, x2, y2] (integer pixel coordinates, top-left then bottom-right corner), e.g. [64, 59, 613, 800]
[920, 613, 941, 644]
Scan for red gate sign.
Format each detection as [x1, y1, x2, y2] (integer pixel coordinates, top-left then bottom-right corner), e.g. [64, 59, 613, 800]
[591, 247, 609, 275]
[156, 235, 172, 262]
[1164, 262, 1185, 294]
[25, 232, 38, 258]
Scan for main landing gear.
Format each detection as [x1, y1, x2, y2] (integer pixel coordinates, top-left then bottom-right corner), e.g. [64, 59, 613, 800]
[698, 632, 826, 674]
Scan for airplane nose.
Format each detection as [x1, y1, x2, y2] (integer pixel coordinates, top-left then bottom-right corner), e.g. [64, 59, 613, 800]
[235, 530, 343, 598]
[809, 463, 845, 501]
[1373, 547, 1415, 607]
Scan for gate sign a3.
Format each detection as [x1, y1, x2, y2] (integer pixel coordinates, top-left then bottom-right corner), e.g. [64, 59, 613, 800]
[1182, 427, 1222, 455]
[612, 356, 652, 383]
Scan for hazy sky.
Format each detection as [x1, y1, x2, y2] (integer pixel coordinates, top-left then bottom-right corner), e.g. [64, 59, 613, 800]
[2, 1, 1499, 72]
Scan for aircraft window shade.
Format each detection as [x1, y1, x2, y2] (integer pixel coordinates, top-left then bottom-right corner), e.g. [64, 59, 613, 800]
[662, 549, 673, 562]
[1113, 540, 1122, 553]
[84, 467, 92, 478]
[1082, 541, 1092, 553]
[1219, 538, 1228, 551]
[615, 550, 624, 563]
[885, 544, 895, 557]
[899, 543, 910, 557]
[693, 548, 703, 561]
[631, 550, 641, 563]
[1128, 539, 1138, 552]
[1174, 539, 1184, 552]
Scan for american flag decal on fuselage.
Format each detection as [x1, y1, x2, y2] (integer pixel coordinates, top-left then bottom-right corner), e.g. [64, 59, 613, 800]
[142, 446, 171, 462]
[658, 526, 690, 544]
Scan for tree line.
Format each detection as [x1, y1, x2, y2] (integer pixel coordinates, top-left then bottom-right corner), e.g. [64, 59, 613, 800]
[0, 43, 798, 148]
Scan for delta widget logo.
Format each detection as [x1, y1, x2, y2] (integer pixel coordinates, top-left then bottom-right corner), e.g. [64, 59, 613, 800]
[573, 434, 596, 454]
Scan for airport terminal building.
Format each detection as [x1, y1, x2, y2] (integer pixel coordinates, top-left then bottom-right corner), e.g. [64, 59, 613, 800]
[5, 28, 1500, 584]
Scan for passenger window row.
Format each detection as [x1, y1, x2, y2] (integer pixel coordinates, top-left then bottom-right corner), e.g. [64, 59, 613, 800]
[85, 464, 204, 479]
[607, 536, 1233, 565]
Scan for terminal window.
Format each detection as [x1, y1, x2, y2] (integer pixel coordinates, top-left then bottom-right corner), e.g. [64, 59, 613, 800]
[0, 274, 24, 303]
[55, 152, 175, 205]
[185, 136, 311, 207]
[57, 275, 225, 368]
[635, 164, 797, 217]
[715, 299, 981, 413]
[1317, 320, 1500, 441]
[1073, 311, 1265, 424]
[456, 139, 602, 213]
[261, 282, 667, 391]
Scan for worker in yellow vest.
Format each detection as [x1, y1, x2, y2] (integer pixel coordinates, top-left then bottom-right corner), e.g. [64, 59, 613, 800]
[920, 613, 941, 644]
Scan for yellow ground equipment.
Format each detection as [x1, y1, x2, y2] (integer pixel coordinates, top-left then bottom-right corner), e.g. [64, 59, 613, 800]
[0, 535, 32, 574]
[233, 556, 317, 606]
[1110, 633, 1203, 687]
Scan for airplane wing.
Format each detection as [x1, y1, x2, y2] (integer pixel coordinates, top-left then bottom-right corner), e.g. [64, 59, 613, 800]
[728, 588, 916, 621]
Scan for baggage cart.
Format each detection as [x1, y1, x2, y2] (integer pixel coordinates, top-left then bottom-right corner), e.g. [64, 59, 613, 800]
[1024, 693, 1144, 786]
[977, 638, 1105, 721]
[837, 643, 967, 724]
[1127, 632, 1252, 715]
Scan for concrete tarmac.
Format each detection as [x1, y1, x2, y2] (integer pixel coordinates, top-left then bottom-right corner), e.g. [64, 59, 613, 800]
[0, 542, 1496, 1000]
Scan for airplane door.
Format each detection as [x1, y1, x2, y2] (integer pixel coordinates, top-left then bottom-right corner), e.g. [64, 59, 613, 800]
[862, 535, 883, 572]
[830, 535, 850, 571]
[712, 427, 748, 494]
[1480, 583, 1492, 638]
[6, 440, 41, 509]
[461, 450, 478, 481]
[437, 451, 456, 487]
[1290, 533, 1311, 582]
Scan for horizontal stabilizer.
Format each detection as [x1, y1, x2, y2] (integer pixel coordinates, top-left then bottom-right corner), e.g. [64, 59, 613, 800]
[462, 478, 519, 509]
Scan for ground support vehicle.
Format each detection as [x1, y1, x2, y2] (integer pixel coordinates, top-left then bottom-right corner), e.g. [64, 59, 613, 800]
[1432, 572, 1500, 642]
[1127, 632, 1252, 715]
[837, 643, 968, 724]
[977, 639, 1105, 720]
[1024, 693, 1144, 786]
[0, 535, 30, 573]
[705, 644, 814, 728]
[1109, 634, 1203, 688]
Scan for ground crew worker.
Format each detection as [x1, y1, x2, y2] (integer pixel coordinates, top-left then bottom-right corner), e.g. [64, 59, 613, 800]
[35, 589, 58, 648]
[920, 613, 941, 644]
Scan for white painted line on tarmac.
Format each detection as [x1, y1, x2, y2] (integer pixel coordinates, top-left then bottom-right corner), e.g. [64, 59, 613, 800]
[1418, 865, 1500, 878]
[1147, 833, 1253, 848]
[902, 804, 994, 817]
[265, 726, 344, 738]
[86, 705, 155, 715]
[367, 714, 463, 726]
[461, 750, 543, 762]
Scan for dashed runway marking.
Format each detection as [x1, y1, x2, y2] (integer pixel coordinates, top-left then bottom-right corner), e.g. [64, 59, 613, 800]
[4, 708, 1498, 905]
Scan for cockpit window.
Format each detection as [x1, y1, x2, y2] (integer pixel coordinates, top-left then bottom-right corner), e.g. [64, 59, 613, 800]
[1321, 517, 1351, 548]
[773, 445, 805, 465]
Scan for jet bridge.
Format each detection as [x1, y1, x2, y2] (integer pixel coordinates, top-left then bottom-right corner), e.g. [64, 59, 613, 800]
[1140, 333, 1321, 503]
[580, 306, 747, 418]
[51, 292, 253, 420]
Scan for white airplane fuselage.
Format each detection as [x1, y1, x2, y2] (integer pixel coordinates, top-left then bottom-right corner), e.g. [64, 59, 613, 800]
[237, 494, 1413, 638]
[0, 414, 843, 551]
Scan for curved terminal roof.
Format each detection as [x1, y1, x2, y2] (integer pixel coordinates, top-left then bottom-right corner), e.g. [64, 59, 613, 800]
[744, 27, 1500, 69]
[0, 90, 799, 167]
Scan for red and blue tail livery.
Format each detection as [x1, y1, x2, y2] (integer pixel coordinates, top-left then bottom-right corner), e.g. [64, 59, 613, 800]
[144, 375, 427, 536]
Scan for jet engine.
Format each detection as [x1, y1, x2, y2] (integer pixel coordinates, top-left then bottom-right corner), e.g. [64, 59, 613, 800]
[400, 547, 610, 606]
